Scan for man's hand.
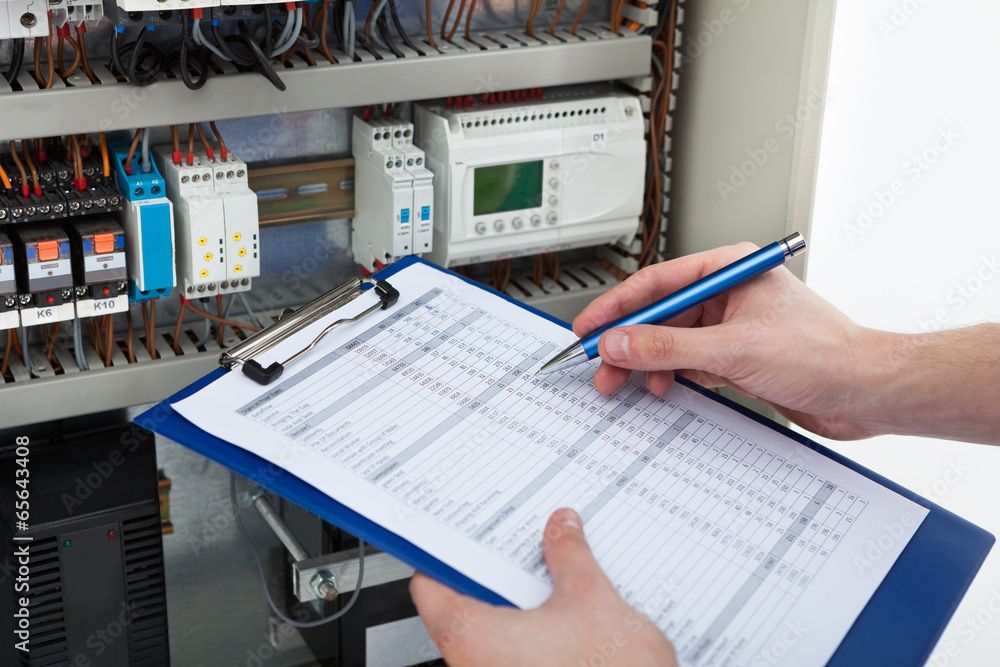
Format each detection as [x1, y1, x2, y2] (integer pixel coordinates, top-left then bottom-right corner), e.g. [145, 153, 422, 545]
[573, 243, 1000, 444]
[411, 509, 677, 667]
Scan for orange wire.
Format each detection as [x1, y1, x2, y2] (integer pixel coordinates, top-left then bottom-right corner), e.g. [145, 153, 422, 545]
[525, 0, 543, 37]
[548, 0, 568, 34]
[0, 161, 10, 190]
[446, 0, 469, 41]
[209, 121, 228, 160]
[22, 141, 39, 194]
[425, 0, 438, 47]
[464, 0, 477, 38]
[8, 142, 27, 193]
[569, 0, 590, 35]
[98, 133, 110, 178]
[123, 130, 142, 173]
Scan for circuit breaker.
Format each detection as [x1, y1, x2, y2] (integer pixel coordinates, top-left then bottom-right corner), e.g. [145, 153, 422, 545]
[351, 116, 434, 271]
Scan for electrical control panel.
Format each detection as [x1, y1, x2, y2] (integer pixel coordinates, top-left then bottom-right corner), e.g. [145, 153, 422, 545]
[0, 0, 49, 39]
[0, 232, 18, 330]
[351, 116, 434, 272]
[111, 143, 176, 302]
[153, 146, 227, 297]
[415, 90, 646, 267]
[67, 218, 129, 318]
[10, 223, 76, 326]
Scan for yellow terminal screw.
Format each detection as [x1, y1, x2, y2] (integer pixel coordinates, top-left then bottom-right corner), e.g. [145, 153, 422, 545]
[238, 248, 247, 257]
[204, 252, 214, 262]
[198, 236, 208, 246]
[199, 269, 209, 278]
[232, 232, 242, 242]
[233, 264, 243, 273]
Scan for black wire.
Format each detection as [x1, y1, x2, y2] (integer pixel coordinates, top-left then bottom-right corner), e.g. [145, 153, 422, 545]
[110, 28, 127, 80]
[180, 15, 210, 90]
[388, 0, 423, 55]
[211, 20, 253, 66]
[5, 38, 24, 85]
[264, 4, 275, 57]
[126, 27, 164, 87]
[237, 21, 286, 91]
[332, 0, 346, 51]
[376, 11, 404, 58]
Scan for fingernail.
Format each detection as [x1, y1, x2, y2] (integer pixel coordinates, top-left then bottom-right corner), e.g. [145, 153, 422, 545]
[558, 509, 582, 530]
[602, 330, 629, 362]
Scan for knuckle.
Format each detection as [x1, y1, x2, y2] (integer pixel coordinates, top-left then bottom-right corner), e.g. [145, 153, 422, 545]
[734, 240, 760, 253]
[643, 329, 674, 360]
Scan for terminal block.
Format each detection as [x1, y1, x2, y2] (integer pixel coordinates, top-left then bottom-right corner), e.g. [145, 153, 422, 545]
[0, 0, 50, 39]
[67, 219, 129, 318]
[351, 116, 434, 272]
[198, 149, 260, 294]
[111, 144, 176, 303]
[0, 232, 19, 331]
[153, 146, 227, 298]
[10, 224, 76, 326]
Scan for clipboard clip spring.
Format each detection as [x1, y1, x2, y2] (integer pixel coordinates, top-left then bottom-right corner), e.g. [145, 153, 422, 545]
[220, 277, 400, 385]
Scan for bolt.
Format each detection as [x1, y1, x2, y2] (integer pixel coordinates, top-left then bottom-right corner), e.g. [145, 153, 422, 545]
[310, 572, 338, 602]
[624, 106, 635, 116]
[20, 13, 36, 28]
[236, 169, 244, 178]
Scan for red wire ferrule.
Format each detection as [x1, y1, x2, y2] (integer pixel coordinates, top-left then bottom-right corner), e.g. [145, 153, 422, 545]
[37, 148, 47, 164]
[124, 165, 133, 175]
[186, 152, 194, 166]
[172, 150, 182, 165]
[74, 177, 87, 192]
[32, 184, 42, 197]
[20, 185, 29, 198]
[204, 146, 215, 161]
[285, 2, 297, 10]
[75, 22, 87, 35]
[220, 148, 228, 161]
[191, 7, 204, 19]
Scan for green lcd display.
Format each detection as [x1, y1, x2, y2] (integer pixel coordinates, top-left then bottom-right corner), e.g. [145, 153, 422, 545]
[473, 161, 544, 216]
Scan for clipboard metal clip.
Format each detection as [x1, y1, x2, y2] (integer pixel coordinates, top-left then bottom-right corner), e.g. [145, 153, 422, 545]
[220, 277, 400, 385]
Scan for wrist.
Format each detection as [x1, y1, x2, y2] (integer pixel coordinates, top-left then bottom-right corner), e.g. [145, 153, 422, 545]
[841, 327, 909, 437]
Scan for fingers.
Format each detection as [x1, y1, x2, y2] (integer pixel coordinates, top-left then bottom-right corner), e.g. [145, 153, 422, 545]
[593, 362, 630, 396]
[572, 244, 756, 337]
[542, 509, 612, 602]
[645, 370, 674, 396]
[599, 324, 736, 374]
[410, 574, 491, 648]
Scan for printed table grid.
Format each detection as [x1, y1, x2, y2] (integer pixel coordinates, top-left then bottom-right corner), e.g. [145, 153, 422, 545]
[239, 288, 869, 665]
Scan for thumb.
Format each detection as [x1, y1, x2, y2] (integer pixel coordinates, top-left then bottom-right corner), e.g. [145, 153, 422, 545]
[542, 509, 611, 601]
[599, 324, 737, 374]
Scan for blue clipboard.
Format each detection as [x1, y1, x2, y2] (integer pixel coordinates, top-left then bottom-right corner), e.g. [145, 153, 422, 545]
[135, 255, 994, 666]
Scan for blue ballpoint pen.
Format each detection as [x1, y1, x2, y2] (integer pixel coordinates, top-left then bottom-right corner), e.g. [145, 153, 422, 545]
[536, 232, 808, 375]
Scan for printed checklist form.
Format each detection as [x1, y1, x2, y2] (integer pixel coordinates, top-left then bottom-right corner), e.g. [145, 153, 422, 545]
[174, 261, 927, 667]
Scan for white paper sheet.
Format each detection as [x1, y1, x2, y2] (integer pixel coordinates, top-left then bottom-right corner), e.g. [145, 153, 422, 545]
[175, 262, 928, 667]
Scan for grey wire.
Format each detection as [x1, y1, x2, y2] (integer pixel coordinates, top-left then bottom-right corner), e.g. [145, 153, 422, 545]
[19, 325, 33, 377]
[73, 317, 89, 371]
[344, 3, 356, 60]
[194, 20, 233, 63]
[194, 296, 235, 347]
[229, 473, 366, 628]
[236, 292, 265, 329]
[271, 8, 303, 57]
[370, 0, 390, 49]
[141, 128, 152, 173]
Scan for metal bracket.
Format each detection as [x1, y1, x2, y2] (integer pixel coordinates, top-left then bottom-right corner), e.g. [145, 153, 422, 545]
[293, 546, 415, 604]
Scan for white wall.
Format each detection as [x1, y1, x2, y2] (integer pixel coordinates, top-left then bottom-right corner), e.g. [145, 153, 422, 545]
[806, 2, 1000, 666]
